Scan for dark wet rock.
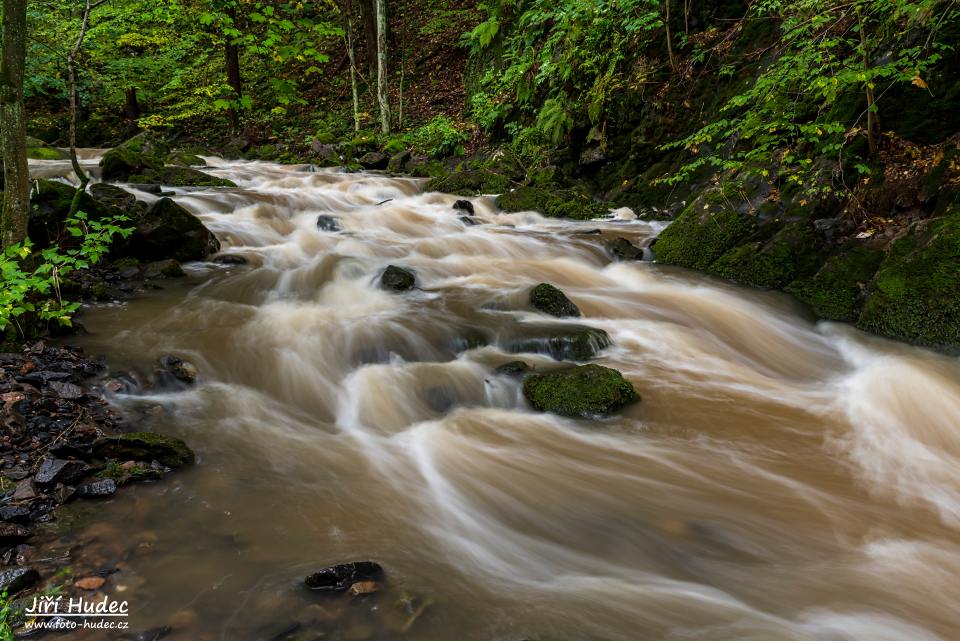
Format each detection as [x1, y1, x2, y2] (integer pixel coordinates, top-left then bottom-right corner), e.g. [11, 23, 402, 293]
[167, 150, 207, 167]
[76, 478, 117, 498]
[158, 355, 197, 383]
[304, 561, 384, 593]
[312, 142, 340, 166]
[493, 361, 532, 377]
[128, 183, 163, 195]
[27, 180, 121, 249]
[523, 364, 640, 418]
[501, 323, 611, 361]
[0, 506, 32, 524]
[452, 199, 475, 214]
[422, 387, 457, 413]
[459, 216, 481, 226]
[98, 460, 162, 486]
[530, 283, 581, 318]
[92, 432, 195, 468]
[122, 198, 220, 262]
[425, 169, 513, 196]
[212, 254, 248, 265]
[144, 259, 186, 279]
[34, 458, 87, 486]
[606, 237, 644, 261]
[52, 484, 76, 504]
[48, 380, 84, 399]
[380, 265, 416, 291]
[258, 622, 301, 641]
[12, 480, 37, 501]
[579, 145, 606, 166]
[387, 150, 412, 173]
[101, 371, 142, 395]
[135, 626, 173, 641]
[0, 523, 32, 542]
[358, 152, 389, 170]
[90, 183, 139, 212]
[101, 146, 163, 182]
[317, 215, 342, 232]
[0, 567, 40, 594]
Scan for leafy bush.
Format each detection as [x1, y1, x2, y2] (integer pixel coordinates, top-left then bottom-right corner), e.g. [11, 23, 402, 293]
[408, 115, 469, 158]
[1, 211, 132, 337]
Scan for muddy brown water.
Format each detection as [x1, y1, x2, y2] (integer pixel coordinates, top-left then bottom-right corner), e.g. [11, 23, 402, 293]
[25, 156, 960, 641]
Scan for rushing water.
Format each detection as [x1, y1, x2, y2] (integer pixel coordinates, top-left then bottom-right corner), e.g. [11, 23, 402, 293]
[27, 156, 960, 641]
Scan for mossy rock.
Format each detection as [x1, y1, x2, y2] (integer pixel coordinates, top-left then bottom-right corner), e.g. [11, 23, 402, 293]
[128, 166, 236, 188]
[92, 431, 195, 468]
[90, 183, 139, 213]
[120, 197, 219, 262]
[496, 185, 612, 221]
[708, 221, 822, 289]
[501, 323, 611, 361]
[28, 180, 120, 248]
[530, 283, 581, 317]
[26, 136, 68, 160]
[96, 460, 162, 485]
[786, 245, 884, 322]
[523, 364, 639, 418]
[857, 210, 960, 349]
[100, 146, 163, 182]
[653, 201, 758, 270]
[166, 151, 207, 167]
[424, 169, 513, 196]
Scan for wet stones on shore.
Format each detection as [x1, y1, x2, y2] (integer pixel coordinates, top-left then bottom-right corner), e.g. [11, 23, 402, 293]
[523, 364, 640, 418]
[530, 283, 581, 318]
[380, 265, 416, 291]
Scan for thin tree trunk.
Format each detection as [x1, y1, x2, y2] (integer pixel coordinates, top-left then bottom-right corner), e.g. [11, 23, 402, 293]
[124, 87, 140, 135]
[225, 7, 243, 134]
[398, 18, 405, 128]
[859, 10, 878, 156]
[375, 0, 389, 134]
[1, 0, 29, 247]
[664, 0, 676, 73]
[361, 0, 377, 78]
[68, 0, 106, 214]
[346, 11, 361, 132]
[684, 0, 691, 37]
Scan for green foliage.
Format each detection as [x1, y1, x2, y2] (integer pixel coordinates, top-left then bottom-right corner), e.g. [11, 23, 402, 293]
[465, 0, 664, 161]
[408, 115, 468, 158]
[663, 0, 956, 196]
[0, 212, 132, 337]
[1, 591, 12, 641]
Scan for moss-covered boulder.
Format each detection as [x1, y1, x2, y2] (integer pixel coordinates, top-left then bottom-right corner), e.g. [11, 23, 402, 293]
[92, 431, 194, 468]
[708, 221, 822, 289]
[496, 185, 612, 220]
[653, 201, 757, 270]
[128, 166, 236, 188]
[424, 169, 513, 195]
[523, 364, 640, 418]
[857, 210, 960, 349]
[100, 146, 163, 182]
[530, 283, 581, 317]
[122, 197, 219, 262]
[90, 183, 140, 213]
[501, 323, 611, 361]
[28, 180, 122, 248]
[166, 151, 207, 167]
[26, 136, 68, 160]
[786, 245, 884, 321]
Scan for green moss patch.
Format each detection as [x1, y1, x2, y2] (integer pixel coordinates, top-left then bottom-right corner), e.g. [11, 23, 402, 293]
[496, 185, 612, 220]
[786, 245, 884, 321]
[425, 169, 514, 195]
[709, 221, 822, 289]
[523, 364, 640, 418]
[653, 201, 757, 270]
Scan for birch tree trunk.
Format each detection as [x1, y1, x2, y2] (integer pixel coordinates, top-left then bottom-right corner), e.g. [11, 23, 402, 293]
[375, 0, 390, 135]
[346, 12, 361, 132]
[1, 0, 29, 247]
[68, 0, 107, 215]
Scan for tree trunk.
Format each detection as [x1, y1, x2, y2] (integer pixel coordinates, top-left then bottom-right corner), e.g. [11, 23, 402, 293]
[0, 0, 29, 248]
[664, 0, 677, 73]
[375, 0, 390, 135]
[225, 7, 243, 133]
[361, 0, 378, 78]
[346, 13, 361, 132]
[124, 87, 140, 135]
[68, 0, 104, 213]
[859, 10, 878, 157]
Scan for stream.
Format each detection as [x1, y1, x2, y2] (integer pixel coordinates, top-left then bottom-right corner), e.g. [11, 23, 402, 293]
[27, 156, 960, 641]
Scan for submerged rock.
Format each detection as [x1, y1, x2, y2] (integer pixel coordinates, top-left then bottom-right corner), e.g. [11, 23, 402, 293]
[493, 360, 532, 377]
[380, 265, 416, 291]
[304, 561, 384, 594]
[212, 254, 248, 265]
[144, 259, 186, 278]
[92, 432, 195, 468]
[158, 356, 198, 383]
[452, 199, 474, 214]
[530, 283, 581, 318]
[606, 237, 644, 261]
[502, 323, 611, 361]
[317, 215, 342, 232]
[523, 364, 640, 418]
